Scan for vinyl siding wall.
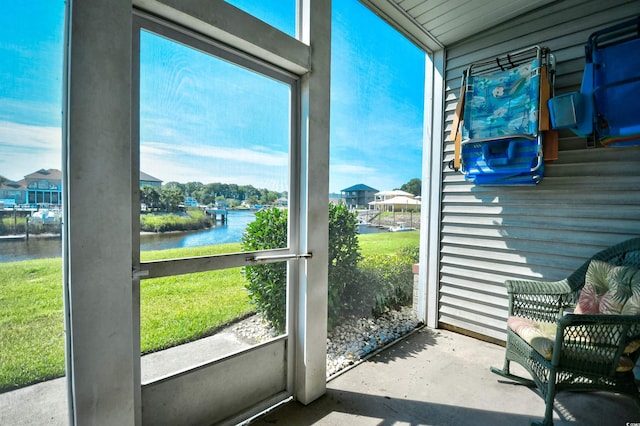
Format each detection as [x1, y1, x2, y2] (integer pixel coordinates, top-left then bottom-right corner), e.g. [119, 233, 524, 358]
[439, 0, 640, 341]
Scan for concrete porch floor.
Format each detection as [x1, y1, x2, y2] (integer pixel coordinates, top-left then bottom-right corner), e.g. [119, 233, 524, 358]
[251, 327, 640, 426]
[1, 327, 639, 425]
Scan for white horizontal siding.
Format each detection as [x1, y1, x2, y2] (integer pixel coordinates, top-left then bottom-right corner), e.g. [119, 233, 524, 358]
[438, 0, 640, 342]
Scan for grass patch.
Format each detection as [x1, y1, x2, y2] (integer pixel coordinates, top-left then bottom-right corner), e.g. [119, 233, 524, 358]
[0, 258, 65, 390]
[0, 232, 419, 391]
[358, 231, 419, 257]
[1, 215, 27, 229]
[141, 242, 242, 261]
[140, 267, 252, 353]
[140, 209, 213, 233]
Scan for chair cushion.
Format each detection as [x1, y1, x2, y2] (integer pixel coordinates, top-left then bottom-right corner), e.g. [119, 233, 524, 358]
[575, 260, 640, 315]
[507, 315, 635, 371]
[507, 260, 640, 371]
[507, 316, 556, 359]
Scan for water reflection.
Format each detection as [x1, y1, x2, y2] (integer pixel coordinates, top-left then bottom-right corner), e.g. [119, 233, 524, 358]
[140, 210, 256, 251]
[0, 236, 62, 262]
[0, 210, 387, 262]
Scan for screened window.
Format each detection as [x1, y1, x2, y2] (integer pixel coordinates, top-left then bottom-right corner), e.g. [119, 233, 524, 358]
[0, 0, 66, 401]
[138, 29, 293, 258]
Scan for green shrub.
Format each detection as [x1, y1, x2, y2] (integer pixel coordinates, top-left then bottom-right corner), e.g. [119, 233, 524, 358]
[241, 208, 288, 332]
[327, 203, 361, 327]
[347, 245, 418, 317]
[241, 204, 363, 332]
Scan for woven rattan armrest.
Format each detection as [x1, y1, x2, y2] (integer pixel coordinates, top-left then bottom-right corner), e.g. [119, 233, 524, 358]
[505, 278, 572, 295]
[554, 313, 640, 373]
[505, 278, 575, 320]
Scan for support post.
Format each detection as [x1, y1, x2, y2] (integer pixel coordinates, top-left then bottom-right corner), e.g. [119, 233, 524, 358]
[63, 0, 136, 424]
[295, 0, 331, 405]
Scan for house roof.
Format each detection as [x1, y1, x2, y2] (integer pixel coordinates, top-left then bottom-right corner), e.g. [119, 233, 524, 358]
[379, 196, 421, 205]
[375, 190, 414, 198]
[24, 168, 62, 180]
[341, 183, 379, 192]
[0, 179, 23, 190]
[140, 171, 162, 183]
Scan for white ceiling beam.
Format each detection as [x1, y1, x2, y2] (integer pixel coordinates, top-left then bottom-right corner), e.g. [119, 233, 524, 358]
[133, 0, 310, 75]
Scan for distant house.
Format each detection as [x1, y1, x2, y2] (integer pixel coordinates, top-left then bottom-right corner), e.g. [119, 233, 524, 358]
[0, 179, 25, 206]
[340, 184, 378, 209]
[0, 168, 63, 208]
[1, 169, 161, 209]
[140, 171, 163, 188]
[276, 196, 288, 208]
[369, 189, 421, 212]
[24, 169, 62, 207]
[183, 196, 198, 207]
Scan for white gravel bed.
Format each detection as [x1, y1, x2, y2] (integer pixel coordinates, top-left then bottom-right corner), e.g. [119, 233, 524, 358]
[229, 306, 421, 378]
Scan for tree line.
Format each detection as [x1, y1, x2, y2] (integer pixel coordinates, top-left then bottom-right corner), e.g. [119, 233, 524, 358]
[139, 178, 421, 213]
[140, 181, 287, 212]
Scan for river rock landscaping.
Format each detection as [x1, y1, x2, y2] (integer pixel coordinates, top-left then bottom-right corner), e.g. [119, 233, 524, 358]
[229, 305, 421, 378]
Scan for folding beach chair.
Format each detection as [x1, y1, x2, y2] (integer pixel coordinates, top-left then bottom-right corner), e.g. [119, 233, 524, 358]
[450, 46, 555, 185]
[549, 17, 640, 147]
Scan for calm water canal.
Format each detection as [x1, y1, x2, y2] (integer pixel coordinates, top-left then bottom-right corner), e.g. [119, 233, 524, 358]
[0, 210, 385, 262]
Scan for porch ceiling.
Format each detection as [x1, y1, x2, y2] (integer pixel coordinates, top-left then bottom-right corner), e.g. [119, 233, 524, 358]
[361, 0, 557, 51]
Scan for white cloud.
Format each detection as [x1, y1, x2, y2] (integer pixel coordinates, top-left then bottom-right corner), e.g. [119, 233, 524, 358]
[331, 163, 376, 175]
[141, 140, 288, 167]
[140, 141, 289, 190]
[0, 121, 61, 180]
[140, 150, 288, 191]
[0, 120, 61, 150]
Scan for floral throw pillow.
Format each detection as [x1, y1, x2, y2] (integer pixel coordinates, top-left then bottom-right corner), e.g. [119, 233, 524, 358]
[575, 260, 640, 315]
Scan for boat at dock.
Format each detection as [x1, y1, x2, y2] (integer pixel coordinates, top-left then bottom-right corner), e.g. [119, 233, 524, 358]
[388, 222, 416, 232]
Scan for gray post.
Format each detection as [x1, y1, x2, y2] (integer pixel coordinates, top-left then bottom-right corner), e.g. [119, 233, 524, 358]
[63, 0, 136, 424]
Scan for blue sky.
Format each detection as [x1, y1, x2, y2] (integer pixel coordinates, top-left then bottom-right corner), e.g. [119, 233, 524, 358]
[1, 1, 424, 195]
[0, 1, 64, 179]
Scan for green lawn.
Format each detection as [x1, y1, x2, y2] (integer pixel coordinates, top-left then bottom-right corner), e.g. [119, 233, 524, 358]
[140, 242, 251, 353]
[359, 230, 419, 257]
[0, 231, 419, 392]
[0, 258, 65, 390]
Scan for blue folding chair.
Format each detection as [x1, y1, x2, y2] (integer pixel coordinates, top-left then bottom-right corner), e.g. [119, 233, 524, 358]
[455, 46, 554, 185]
[549, 17, 640, 147]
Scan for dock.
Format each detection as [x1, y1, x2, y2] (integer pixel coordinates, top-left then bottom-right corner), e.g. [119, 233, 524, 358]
[205, 208, 228, 222]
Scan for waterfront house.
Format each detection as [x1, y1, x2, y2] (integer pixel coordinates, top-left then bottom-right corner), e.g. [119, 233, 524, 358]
[24, 169, 62, 208]
[139, 171, 162, 188]
[340, 183, 378, 209]
[0, 179, 24, 207]
[2, 169, 161, 210]
[369, 189, 420, 212]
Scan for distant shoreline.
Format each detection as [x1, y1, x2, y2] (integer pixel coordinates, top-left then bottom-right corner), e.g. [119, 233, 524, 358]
[0, 233, 61, 241]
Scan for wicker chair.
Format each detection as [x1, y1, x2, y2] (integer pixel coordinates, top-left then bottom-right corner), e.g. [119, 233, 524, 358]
[491, 237, 640, 426]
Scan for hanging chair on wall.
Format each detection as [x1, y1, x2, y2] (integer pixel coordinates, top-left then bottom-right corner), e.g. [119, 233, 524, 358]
[450, 46, 556, 185]
[548, 17, 640, 147]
